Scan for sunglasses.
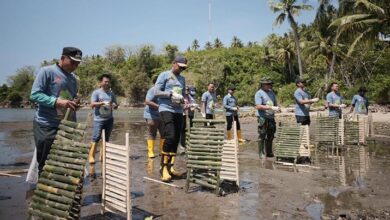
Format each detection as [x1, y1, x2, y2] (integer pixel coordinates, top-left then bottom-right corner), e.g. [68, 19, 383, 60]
[179, 66, 187, 70]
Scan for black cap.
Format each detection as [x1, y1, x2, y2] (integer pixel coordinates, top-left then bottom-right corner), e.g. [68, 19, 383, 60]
[62, 47, 82, 62]
[228, 85, 236, 91]
[174, 56, 188, 67]
[358, 87, 368, 93]
[295, 78, 306, 84]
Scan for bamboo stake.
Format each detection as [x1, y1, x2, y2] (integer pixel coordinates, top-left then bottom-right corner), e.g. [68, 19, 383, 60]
[143, 176, 183, 188]
[58, 124, 85, 136]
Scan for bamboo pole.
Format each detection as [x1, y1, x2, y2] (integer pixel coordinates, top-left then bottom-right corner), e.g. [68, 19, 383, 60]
[40, 172, 80, 185]
[53, 139, 89, 148]
[58, 124, 85, 136]
[28, 208, 66, 220]
[50, 149, 88, 160]
[60, 120, 87, 130]
[47, 154, 86, 165]
[30, 202, 69, 218]
[38, 178, 78, 191]
[43, 165, 83, 178]
[56, 130, 83, 142]
[45, 160, 84, 171]
[187, 155, 222, 161]
[51, 144, 89, 154]
[37, 183, 75, 199]
[33, 190, 73, 205]
[31, 195, 71, 211]
[189, 178, 217, 189]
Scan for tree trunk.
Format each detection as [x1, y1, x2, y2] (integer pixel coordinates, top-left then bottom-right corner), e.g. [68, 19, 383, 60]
[288, 13, 303, 78]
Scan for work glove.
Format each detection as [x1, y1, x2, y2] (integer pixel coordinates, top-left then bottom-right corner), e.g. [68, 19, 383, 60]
[171, 92, 184, 104]
[339, 104, 347, 109]
[190, 103, 198, 108]
[201, 112, 206, 118]
[271, 106, 280, 111]
[102, 101, 111, 106]
[231, 107, 238, 111]
[310, 98, 319, 103]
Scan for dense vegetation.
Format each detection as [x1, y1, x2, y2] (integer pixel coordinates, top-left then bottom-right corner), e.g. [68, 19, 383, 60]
[2, 0, 389, 107]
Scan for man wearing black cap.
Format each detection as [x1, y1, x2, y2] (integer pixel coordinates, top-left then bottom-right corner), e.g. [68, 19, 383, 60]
[30, 47, 82, 173]
[294, 79, 319, 125]
[254, 77, 279, 158]
[350, 87, 369, 115]
[223, 85, 245, 142]
[154, 56, 187, 182]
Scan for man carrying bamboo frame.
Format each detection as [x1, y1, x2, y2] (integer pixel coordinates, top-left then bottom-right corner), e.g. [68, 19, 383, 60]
[30, 47, 82, 173]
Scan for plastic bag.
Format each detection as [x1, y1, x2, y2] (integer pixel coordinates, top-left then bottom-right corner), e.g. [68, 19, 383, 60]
[26, 148, 38, 184]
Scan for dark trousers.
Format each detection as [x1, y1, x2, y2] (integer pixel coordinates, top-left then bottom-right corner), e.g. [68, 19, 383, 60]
[180, 115, 187, 148]
[92, 118, 114, 142]
[188, 114, 194, 128]
[204, 113, 214, 126]
[226, 115, 241, 131]
[160, 111, 183, 155]
[295, 115, 311, 125]
[257, 117, 276, 157]
[33, 120, 58, 173]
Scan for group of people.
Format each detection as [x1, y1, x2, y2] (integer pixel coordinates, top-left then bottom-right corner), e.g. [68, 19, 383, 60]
[30, 47, 369, 183]
[255, 78, 369, 158]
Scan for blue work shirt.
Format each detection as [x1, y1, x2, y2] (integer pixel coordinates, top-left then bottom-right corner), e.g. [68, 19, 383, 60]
[201, 91, 217, 114]
[154, 70, 185, 114]
[30, 64, 78, 127]
[223, 94, 238, 116]
[326, 91, 342, 117]
[91, 88, 117, 121]
[294, 88, 311, 116]
[351, 94, 368, 115]
[144, 87, 160, 120]
[255, 89, 277, 119]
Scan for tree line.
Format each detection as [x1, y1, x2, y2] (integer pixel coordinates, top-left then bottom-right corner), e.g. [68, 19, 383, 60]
[1, 0, 389, 107]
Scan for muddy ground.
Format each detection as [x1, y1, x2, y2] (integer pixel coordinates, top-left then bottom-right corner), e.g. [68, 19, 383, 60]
[0, 110, 390, 219]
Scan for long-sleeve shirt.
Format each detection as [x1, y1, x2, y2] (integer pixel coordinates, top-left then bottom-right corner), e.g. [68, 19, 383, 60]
[30, 64, 78, 127]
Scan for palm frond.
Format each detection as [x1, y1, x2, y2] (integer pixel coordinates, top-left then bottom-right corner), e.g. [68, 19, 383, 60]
[355, 0, 385, 15]
[347, 27, 372, 57]
[273, 13, 287, 27]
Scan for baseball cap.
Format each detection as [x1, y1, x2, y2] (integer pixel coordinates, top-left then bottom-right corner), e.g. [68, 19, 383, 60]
[174, 56, 188, 67]
[62, 47, 83, 62]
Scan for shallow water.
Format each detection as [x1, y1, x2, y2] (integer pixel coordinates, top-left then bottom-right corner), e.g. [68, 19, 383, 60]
[0, 109, 389, 219]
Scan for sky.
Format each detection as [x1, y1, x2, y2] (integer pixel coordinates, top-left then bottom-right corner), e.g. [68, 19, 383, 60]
[0, 0, 318, 84]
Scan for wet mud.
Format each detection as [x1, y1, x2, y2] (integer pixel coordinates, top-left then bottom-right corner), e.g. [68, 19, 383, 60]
[0, 109, 389, 219]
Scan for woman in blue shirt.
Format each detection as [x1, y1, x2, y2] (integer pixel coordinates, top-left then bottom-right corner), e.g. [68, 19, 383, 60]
[223, 85, 245, 142]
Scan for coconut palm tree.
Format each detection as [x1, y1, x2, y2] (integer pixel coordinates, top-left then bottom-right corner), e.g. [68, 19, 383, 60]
[204, 41, 213, 50]
[191, 39, 200, 51]
[269, 0, 313, 78]
[214, 38, 224, 48]
[231, 36, 244, 48]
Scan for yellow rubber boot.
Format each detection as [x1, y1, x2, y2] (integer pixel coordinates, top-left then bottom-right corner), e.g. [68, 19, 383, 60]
[99, 142, 103, 161]
[159, 139, 165, 155]
[147, 139, 155, 158]
[227, 130, 233, 140]
[238, 130, 246, 143]
[88, 142, 97, 164]
[161, 155, 171, 182]
[169, 156, 184, 178]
